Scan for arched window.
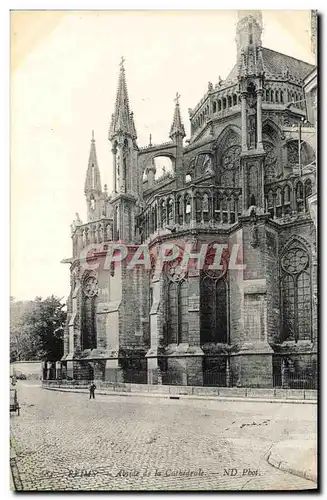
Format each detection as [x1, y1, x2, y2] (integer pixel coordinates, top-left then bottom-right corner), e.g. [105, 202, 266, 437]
[305, 179, 312, 211]
[203, 193, 209, 221]
[167, 263, 188, 344]
[266, 89, 270, 102]
[270, 89, 274, 102]
[276, 187, 282, 218]
[275, 90, 279, 103]
[160, 200, 166, 227]
[280, 90, 284, 103]
[213, 101, 217, 113]
[221, 197, 228, 224]
[167, 198, 174, 225]
[233, 94, 237, 106]
[284, 185, 291, 216]
[218, 100, 222, 111]
[296, 182, 304, 212]
[263, 141, 277, 183]
[185, 195, 191, 224]
[220, 144, 241, 187]
[200, 270, 228, 343]
[81, 273, 98, 350]
[267, 190, 274, 218]
[195, 193, 202, 223]
[176, 196, 183, 225]
[280, 241, 312, 342]
[222, 97, 227, 110]
[284, 185, 291, 203]
[227, 95, 232, 108]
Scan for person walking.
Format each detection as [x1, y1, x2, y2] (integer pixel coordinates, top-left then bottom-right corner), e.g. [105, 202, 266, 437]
[89, 381, 96, 400]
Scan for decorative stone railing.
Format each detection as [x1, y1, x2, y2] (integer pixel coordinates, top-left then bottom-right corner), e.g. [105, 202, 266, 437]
[138, 185, 242, 242]
[264, 174, 315, 222]
[71, 218, 114, 257]
[139, 141, 175, 152]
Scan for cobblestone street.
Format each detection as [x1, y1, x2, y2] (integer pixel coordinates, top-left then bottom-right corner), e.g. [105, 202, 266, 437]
[10, 381, 317, 491]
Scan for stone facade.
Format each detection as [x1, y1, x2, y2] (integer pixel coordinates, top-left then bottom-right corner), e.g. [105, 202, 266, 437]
[56, 11, 317, 389]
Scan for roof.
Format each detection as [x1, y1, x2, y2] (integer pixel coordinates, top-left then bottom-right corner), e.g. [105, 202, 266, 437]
[225, 47, 314, 83]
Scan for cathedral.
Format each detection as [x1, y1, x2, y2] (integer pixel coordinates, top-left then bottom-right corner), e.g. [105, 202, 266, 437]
[52, 11, 318, 388]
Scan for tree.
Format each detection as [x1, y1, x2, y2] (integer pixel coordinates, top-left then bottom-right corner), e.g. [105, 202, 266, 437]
[10, 296, 66, 362]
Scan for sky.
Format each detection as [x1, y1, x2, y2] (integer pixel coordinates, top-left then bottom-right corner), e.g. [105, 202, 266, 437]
[10, 9, 315, 301]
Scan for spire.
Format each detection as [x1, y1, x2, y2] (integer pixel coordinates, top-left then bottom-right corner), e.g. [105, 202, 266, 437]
[169, 92, 185, 140]
[109, 57, 136, 140]
[84, 130, 102, 194]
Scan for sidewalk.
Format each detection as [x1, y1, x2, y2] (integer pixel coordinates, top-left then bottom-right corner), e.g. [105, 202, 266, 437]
[267, 439, 317, 484]
[10, 442, 16, 491]
[43, 385, 317, 405]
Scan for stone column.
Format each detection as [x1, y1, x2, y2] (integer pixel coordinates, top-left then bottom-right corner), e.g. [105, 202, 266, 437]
[234, 197, 239, 222]
[118, 144, 125, 193]
[273, 194, 277, 219]
[191, 193, 196, 227]
[241, 92, 248, 151]
[46, 361, 53, 380]
[112, 148, 117, 193]
[257, 89, 263, 150]
[187, 266, 204, 386]
[146, 275, 164, 385]
[55, 361, 62, 380]
[41, 361, 46, 380]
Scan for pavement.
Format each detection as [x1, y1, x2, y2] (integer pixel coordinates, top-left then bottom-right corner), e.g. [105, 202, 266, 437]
[267, 439, 317, 483]
[10, 381, 317, 491]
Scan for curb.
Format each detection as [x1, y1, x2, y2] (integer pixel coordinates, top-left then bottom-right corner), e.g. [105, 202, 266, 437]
[10, 436, 23, 491]
[267, 450, 317, 484]
[43, 386, 317, 404]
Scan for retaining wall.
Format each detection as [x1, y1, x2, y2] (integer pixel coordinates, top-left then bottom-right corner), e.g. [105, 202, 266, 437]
[42, 380, 317, 400]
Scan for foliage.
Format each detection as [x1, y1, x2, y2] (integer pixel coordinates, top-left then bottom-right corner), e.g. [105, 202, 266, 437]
[10, 295, 66, 362]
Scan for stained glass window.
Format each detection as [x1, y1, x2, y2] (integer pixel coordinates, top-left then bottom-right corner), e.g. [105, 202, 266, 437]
[200, 272, 228, 344]
[263, 141, 277, 183]
[280, 243, 312, 342]
[168, 282, 178, 343]
[221, 145, 241, 187]
[167, 263, 188, 345]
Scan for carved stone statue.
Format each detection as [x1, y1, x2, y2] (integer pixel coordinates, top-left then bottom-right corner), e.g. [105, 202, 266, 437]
[75, 213, 82, 226]
[247, 92, 257, 149]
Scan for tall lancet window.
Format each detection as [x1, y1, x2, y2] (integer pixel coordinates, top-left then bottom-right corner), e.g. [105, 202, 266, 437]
[166, 261, 188, 344]
[81, 272, 98, 350]
[280, 240, 312, 342]
[200, 252, 228, 344]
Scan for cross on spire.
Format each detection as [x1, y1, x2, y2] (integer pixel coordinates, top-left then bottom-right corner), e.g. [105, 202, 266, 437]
[174, 92, 181, 105]
[169, 92, 185, 140]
